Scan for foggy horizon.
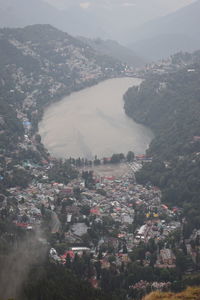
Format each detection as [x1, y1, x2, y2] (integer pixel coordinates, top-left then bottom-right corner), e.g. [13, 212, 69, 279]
[43, 0, 196, 42]
[0, 0, 197, 44]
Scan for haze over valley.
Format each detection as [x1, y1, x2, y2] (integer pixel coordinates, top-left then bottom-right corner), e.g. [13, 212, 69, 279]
[1, 0, 199, 61]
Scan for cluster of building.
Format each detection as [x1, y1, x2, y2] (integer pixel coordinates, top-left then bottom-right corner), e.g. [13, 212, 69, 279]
[155, 249, 176, 269]
[129, 280, 171, 292]
[2, 142, 200, 289]
[8, 35, 133, 113]
[32, 161, 181, 267]
[0, 153, 183, 267]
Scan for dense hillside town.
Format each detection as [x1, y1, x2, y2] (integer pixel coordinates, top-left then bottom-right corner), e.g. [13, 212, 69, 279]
[0, 24, 133, 150]
[0, 24, 134, 189]
[1, 24, 200, 300]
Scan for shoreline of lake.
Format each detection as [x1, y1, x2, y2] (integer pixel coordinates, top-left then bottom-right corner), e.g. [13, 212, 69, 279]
[39, 77, 154, 159]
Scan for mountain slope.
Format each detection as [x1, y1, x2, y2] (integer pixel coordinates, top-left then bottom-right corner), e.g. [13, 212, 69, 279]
[0, 0, 106, 39]
[0, 24, 124, 154]
[0, 0, 194, 43]
[129, 0, 200, 60]
[0, 0, 60, 28]
[79, 37, 146, 67]
[0, 23, 125, 191]
[124, 51, 200, 230]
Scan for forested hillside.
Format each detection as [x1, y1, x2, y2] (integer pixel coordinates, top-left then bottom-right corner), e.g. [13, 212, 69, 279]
[1, 24, 200, 300]
[0, 24, 125, 191]
[129, 0, 200, 60]
[124, 51, 200, 233]
[0, 24, 128, 300]
[0, 224, 113, 300]
[0, 24, 124, 148]
[79, 37, 145, 67]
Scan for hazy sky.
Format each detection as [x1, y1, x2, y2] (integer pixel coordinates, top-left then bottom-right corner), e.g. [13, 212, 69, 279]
[2, 0, 195, 43]
[45, 0, 195, 12]
[44, 0, 196, 41]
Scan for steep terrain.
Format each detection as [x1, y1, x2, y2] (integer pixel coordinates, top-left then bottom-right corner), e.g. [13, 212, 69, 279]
[0, 0, 194, 43]
[129, 0, 200, 60]
[0, 24, 124, 190]
[0, 23, 124, 129]
[1, 25, 200, 299]
[124, 51, 200, 232]
[79, 37, 145, 67]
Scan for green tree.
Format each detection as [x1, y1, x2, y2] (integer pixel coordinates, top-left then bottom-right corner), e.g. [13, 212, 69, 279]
[126, 151, 135, 162]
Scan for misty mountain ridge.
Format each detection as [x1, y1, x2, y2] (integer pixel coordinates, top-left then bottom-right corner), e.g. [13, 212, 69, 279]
[0, 0, 195, 45]
[0, 0, 145, 70]
[0, 0, 107, 39]
[44, 0, 196, 43]
[78, 37, 146, 68]
[129, 0, 200, 61]
[132, 33, 200, 62]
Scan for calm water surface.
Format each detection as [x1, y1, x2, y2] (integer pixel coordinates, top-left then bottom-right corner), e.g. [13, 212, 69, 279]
[39, 78, 154, 159]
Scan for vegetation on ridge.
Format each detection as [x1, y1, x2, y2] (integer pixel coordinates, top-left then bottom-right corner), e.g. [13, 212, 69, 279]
[124, 51, 200, 233]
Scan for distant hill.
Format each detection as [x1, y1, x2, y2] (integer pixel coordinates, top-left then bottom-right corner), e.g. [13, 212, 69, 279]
[44, 0, 197, 44]
[79, 37, 146, 68]
[129, 0, 200, 61]
[0, 0, 106, 39]
[1, 0, 194, 44]
[0, 0, 60, 28]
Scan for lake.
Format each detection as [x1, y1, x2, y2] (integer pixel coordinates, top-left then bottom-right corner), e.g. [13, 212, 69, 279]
[39, 77, 154, 159]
